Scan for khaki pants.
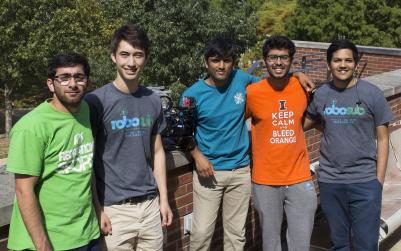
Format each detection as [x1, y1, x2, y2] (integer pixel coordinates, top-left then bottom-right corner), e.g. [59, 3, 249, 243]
[190, 166, 252, 251]
[103, 196, 163, 251]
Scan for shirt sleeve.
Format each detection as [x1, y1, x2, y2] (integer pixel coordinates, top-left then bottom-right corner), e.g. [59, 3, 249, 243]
[152, 102, 167, 135]
[6, 130, 45, 176]
[305, 92, 319, 121]
[371, 90, 394, 126]
[84, 94, 101, 138]
[246, 74, 261, 87]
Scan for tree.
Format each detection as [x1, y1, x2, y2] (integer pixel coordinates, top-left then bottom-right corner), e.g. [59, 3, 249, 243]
[285, 0, 401, 48]
[1, 0, 258, 134]
[256, 0, 296, 36]
[99, 0, 258, 87]
[0, 0, 110, 134]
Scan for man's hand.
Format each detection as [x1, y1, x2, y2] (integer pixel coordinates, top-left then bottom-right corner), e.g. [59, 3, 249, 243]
[191, 147, 215, 178]
[160, 199, 173, 227]
[99, 210, 112, 235]
[294, 72, 315, 92]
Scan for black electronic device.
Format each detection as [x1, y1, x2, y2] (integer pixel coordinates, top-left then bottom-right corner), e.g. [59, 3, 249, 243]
[160, 95, 196, 151]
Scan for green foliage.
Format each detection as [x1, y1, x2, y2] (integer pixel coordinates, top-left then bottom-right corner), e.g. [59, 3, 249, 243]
[238, 40, 264, 73]
[285, 0, 401, 48]
[168, 81, 187, 106]
[98, 0, 258, 86]
[239, 0, 297, 74]
[0, 0, 112, 107]
[1, 0, 258, 109]
[256, 0, 296, 36]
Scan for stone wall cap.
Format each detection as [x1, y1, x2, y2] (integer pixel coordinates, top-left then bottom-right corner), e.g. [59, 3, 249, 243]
[294, 40, 401, 57]
[362, 69, 401, 97]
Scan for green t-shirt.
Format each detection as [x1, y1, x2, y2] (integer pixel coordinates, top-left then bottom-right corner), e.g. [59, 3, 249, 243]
[6, 100, 99, 250]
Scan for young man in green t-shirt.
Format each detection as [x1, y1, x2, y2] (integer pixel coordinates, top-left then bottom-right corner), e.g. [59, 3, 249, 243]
[6, 53, 101, 250]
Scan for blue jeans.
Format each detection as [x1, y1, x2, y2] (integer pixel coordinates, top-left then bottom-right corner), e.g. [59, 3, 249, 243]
[319, 179, 382, 251]
[68, 238, 102, 251]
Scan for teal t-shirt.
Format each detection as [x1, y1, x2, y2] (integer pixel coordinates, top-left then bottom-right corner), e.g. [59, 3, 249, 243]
[6, 100, 99, 250]
[180, 69, 260, 170]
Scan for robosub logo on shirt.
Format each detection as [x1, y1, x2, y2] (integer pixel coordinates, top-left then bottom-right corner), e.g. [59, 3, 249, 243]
[110, 109, 153, 137]
[324, 99, 366, 124]
[56, 132, 94, 174]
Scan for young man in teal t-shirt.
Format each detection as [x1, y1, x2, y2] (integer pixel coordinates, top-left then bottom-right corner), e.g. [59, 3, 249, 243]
[7, 53, 100, 251]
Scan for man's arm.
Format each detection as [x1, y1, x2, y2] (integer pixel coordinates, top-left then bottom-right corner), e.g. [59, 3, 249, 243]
[190, 145, 215, 178]
[15, 174, 53, 251]
[91, 171, 112, 235]
[376, 124, 390, 184]
[293, 72, 315, 92]
[303, 116, 317, 131]
[152, 134, 173, 227]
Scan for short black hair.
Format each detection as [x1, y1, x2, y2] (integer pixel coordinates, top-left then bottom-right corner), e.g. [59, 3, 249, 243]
[327, 39, 359, 63]
[47, 52, 90, 79]
[204, 36, 237, 61]
[262, 36, 296, 59]
[111, 23, 150, 57]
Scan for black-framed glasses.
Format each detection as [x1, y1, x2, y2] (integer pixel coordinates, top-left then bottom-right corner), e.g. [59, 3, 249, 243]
[53, 74, 88, 86]
[266, 55, 291, 63]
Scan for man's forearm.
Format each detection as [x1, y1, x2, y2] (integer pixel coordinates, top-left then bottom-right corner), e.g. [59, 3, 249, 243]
[16, 187, 52, 251]
[153, 147, 169, 202]
[376, 125, 389, 184]
[190, 145, 202, 160]
[293, 71, 315, 92]
[91, 172, 102, 218]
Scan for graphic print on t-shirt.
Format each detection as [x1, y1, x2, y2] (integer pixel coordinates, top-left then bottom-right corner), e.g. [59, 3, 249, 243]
[234, 92, 245, 105]
[324, 99, 366, 125]
[110, 107, 154, 137]
[270, 99, 296, 144]
[56, 132, 94, 174]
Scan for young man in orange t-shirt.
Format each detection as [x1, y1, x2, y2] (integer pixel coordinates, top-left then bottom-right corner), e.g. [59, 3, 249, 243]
[246, 36, 317, 251]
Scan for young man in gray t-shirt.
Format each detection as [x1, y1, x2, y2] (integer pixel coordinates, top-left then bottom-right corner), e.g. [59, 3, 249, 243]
[85, 23, 173, 250]
[304, 39, 393, 251]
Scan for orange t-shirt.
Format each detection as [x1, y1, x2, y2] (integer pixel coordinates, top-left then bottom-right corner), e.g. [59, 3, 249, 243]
[246, 77, 311, 185]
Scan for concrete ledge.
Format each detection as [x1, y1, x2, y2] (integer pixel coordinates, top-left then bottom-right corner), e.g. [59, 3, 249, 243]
[363, 69, 401, 98]
[166, 150, 192, 171]
[294, 40, 401, 57]
[0, 163, 14, 227]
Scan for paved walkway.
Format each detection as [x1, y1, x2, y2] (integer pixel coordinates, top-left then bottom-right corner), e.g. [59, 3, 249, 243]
[0, 159, 13, 227]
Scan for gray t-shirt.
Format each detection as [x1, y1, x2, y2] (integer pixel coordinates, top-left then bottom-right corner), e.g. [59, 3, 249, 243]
[306, 80, 393, 184]
[85, 83, 166, 206]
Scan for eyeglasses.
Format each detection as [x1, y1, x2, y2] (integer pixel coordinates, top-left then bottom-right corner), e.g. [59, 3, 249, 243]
[266, 55, 291, 63]
[53, 74, 88, 86]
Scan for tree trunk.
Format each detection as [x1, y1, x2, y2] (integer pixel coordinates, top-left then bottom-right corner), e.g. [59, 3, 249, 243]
[4, 82, 13, 136]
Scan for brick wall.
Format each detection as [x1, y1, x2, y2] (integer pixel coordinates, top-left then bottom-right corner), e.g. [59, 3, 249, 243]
[293, 42, 401, 84]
